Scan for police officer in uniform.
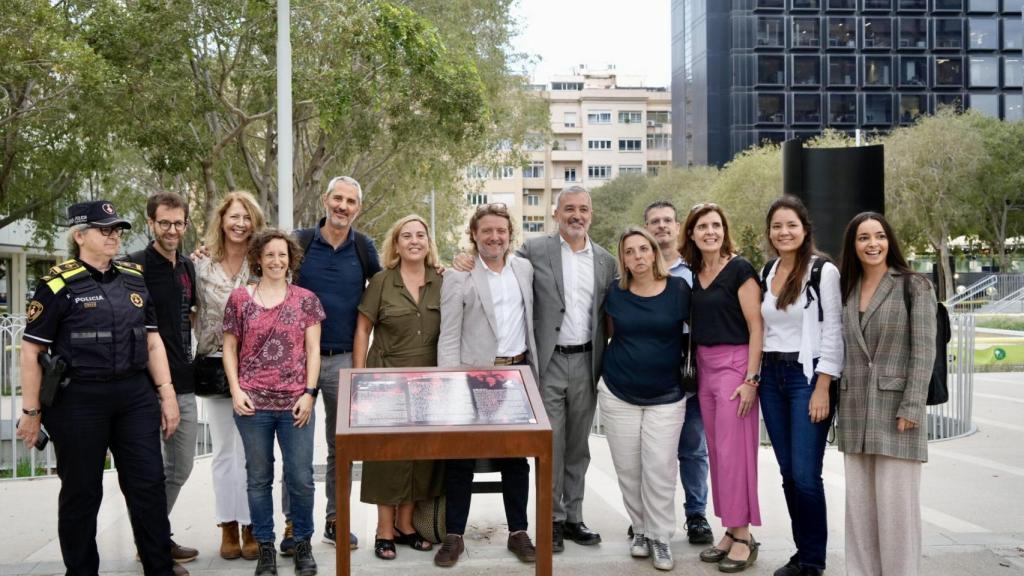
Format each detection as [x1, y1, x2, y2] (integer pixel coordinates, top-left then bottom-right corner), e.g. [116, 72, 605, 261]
[16, 200, 185, 576]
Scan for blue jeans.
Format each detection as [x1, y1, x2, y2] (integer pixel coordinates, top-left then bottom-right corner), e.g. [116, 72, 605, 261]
[677, 394, 709, 517]
[759, 358, 835, 570]
[235, 410, 315, 543]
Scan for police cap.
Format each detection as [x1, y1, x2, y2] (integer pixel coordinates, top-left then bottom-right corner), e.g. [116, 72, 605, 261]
[67, 200, 132, 229]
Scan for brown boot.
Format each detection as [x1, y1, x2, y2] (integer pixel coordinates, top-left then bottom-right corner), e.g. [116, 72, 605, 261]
[241, 524, 260, 560]
[219, 522, 242, 560]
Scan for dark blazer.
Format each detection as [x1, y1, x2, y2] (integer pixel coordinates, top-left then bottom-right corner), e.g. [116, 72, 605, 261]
[517, 233, 617, 387]
[838, 271, 936, 462]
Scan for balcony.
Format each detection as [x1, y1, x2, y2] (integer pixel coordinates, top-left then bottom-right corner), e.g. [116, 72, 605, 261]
[551, 150, 583, 162]
[550, 122, 582, 134]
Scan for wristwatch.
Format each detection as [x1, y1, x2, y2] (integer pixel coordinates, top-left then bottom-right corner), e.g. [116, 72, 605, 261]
[22, 407, 42, 417]
[744, 373, 761, 387]
[304, 387, 319, 398]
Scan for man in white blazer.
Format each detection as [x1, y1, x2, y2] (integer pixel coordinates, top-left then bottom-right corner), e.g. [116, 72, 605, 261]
[435, 203, 539, 568]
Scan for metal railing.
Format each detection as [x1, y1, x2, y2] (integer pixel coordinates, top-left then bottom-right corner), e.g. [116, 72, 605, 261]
[977, 285, 1024, 314]
[948, 274, 1024, 313]
[2, 315, 212, 480]
[946, 275, 997, 311]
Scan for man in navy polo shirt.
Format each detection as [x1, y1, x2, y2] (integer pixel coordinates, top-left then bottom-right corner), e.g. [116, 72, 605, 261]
[291, 176, 381, 551]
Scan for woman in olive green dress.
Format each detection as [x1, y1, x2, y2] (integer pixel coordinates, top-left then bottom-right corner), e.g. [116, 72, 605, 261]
[353, 214, 444, 560]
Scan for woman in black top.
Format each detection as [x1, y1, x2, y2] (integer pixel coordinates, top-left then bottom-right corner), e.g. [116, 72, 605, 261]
[681, 203, 764, 573]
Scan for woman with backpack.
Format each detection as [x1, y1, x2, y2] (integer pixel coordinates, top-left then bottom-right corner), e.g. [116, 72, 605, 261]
[758, 197, 843, 576]
[838, 212, 936, 576]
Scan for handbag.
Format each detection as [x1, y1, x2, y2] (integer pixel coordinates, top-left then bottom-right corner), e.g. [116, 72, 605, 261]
[194, 354, 230, 398]
[680, 335, 698, 394]
[412, 495, 446, 544]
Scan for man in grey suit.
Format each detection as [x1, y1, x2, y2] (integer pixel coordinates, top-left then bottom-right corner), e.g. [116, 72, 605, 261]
[436, 203, 539, 568]
[518, 185, 617, 552]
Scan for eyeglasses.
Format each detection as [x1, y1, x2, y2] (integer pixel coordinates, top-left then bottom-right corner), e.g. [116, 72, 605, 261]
[155, 219, 187, 231]
[691, 202, 720, 212]
[93, 226, 126, 238]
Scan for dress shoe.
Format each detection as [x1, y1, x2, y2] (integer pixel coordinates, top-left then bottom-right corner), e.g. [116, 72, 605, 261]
[171, 563, 189, 576]
[219, 522, 242, 560]
[563, 521, 602, 546]
[773, 555, 801, 576]
[685, 514, 714, 545]
[507, 531, 537, 563]
[718, 534, 759, 573]
[433, 534, 465, 567]
[552, 521, 565, 553]
[799, 566, 823, 576]
[170, 539, 199, 563]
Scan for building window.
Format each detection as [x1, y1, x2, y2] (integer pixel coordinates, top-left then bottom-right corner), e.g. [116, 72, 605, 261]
[758, 17, 785, 48]
[829, 55, 857, 85]
[897, 0, 926, 10]
[619, 165, 643, 175]
[792, 0, 820, 8]
[618, 110, 643, 124]
[551, 82, 583, 91]
[1006, 95, 1024, 122]
[648, 110, 671, 124]
[969, 19, 999, 50]
[758, 55, 786, 85]
[934, 0, 962, 11]
[524, 163, 544, 178]
[899, 18, 928, 49]
[563, 112, 577, 128]
[587, 111, 612, 124]
[757, 0, 784, 7]
[935, 19, 963, 50]
[793, 94, 822, 125]
[969, 56, 999, 87]
[863, 0, 892, 10]
[793, 55, 821, 85]
[864, 94, 893, 125]
[1005, 0, 1024, 12]
[935, 93, 965, 112]
[968, 0, 998, 11]
[758, 94, 786, 123]
[497, 166, 515, 179]
[466, 165, 490, 180]
[647, 133, 672, 150]
[467, 193, 488, 205]
[525, 194, 540, 206]
[523, 216, 544, 233]
[647, 163, 667, 177]
[564, 167, 577, 182]
[1005, 57, 1024, 88]
[899, 94, 927, 123]
[587, 139, 612, 150]
[587, 165, 611, 179]
[969, 93, 999, 117]
[618, 138, 643, 152]
[899, 56, 928, 86]
[864, 18, 892, 49]
[1005, 20, 1024, 50]
[829, 93, 857, 124]
[865, 56, 893, 86]
[828, 18, 857, 48]
[828, 0, 855, 9]
[935, 56, 964, 86]
[793, 18, 821, 48]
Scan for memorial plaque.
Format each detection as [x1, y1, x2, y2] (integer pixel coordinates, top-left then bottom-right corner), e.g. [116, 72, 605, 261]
[349, 369, 537, 427]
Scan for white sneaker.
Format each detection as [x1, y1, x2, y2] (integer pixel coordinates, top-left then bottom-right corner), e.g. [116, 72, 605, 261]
[630, 533, 649, 558]
[649, 538, 674, 571]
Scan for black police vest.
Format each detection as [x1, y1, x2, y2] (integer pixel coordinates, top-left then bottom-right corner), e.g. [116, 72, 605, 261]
[52, 260, 150, 381]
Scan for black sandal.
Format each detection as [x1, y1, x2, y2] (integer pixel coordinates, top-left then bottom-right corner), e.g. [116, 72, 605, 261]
[717, 534, 759, 573]
[374, 538, 397, 560]
[395, 528, 433, 551]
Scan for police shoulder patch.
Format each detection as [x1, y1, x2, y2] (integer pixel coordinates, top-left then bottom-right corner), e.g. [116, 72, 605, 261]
[129, 293, 144, 308]
[116, 261, 144, 276]
[27, 300, 44, 323]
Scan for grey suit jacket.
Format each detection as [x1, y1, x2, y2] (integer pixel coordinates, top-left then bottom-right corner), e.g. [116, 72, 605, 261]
[838, 271, 936, 462]
[517, 233, 617, 387]
[437, 254, 539, 380]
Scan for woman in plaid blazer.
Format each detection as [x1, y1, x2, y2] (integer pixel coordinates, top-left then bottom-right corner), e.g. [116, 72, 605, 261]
[838, 212, 936, 576]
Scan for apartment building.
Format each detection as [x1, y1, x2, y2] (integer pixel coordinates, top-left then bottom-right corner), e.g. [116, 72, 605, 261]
[464, 67, 673, 241]
[672, 0, 1024, 167]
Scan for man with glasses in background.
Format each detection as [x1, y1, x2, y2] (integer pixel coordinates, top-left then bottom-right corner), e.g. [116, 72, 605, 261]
[126, 192, 200, 564]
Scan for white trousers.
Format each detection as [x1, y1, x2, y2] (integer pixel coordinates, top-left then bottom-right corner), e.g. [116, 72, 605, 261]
[207, 397, 251, 524]
[844, 453, 922, 576]
[598, 381, 685, 542]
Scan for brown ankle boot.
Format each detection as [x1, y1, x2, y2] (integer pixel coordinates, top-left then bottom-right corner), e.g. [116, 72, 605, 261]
[241, 524, 260, 560]
[219, 522, 242, 560]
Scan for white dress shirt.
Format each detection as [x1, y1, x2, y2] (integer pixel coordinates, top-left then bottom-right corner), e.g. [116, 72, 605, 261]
[558, 236, 595, 346]
[482, 255, 528, 357]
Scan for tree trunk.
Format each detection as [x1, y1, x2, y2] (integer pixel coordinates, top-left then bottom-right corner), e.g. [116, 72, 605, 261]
[937, 237, 953, 302]
[201, 160, 218, 220]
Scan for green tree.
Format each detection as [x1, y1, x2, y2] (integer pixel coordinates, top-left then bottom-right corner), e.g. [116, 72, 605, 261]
[963, 115, 1024, 272]
[712, 142, 783, 262]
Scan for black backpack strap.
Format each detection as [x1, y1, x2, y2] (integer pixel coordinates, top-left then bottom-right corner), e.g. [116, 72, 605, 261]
[805, 256, 826, 322]
[295, 227, 316, 255]
[353, 230, 371, 283]
[759, 258, 778, 301]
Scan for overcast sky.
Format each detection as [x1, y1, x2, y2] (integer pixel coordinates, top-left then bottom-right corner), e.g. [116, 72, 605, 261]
[510, 0, 672, 87]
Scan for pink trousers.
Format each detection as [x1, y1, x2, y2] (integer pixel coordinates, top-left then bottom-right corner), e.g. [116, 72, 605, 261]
[697, 344, 762, 527]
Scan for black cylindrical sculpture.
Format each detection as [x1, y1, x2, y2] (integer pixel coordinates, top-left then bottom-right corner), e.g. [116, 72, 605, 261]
[782, 140, 885, 259]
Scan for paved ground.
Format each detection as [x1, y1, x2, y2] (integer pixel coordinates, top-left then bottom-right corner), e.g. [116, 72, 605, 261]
[2, 373, 1023, 575]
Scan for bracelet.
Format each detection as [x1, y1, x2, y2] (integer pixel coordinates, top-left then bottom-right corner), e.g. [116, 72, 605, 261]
[155, 382, 173, 389]
[22, 407, 42, 417]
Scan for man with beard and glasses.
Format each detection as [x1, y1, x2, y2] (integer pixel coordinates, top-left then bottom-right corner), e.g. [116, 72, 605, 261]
[126, 192, 200, 567]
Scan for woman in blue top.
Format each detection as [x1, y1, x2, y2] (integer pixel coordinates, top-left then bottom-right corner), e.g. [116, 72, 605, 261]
[600, 227, 690, 572]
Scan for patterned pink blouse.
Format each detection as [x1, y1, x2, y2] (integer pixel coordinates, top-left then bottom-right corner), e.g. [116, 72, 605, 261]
[223, 284, 326, 410]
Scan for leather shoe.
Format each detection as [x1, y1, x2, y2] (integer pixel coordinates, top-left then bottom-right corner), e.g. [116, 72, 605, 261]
[685, 514, 714, 544]
[170, 539, 199, 563]
[718, 534, 759, 573]
[552, 521, 565, 553]
[434, 534, 465, 568]
[171, 563, 189, 576]
[774, 555, 800, 576]
[563, 521, 601, 546]
[507, 531, 536, 563]
[799, 567, 823, 576]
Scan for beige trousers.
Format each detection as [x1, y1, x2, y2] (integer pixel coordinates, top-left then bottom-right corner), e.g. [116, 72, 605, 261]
[844, 453, 922, 576]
